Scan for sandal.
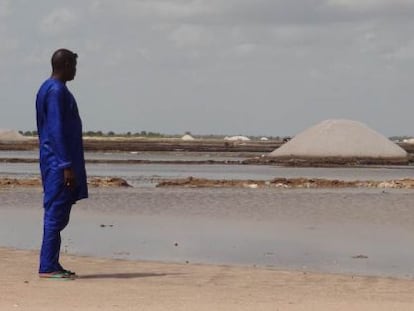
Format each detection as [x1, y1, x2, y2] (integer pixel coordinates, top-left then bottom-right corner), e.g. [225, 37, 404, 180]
[61, 269, 78, 278]
[39, 271, 76, 280]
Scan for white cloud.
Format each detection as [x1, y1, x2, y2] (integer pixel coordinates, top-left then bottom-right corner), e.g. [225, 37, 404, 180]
[23, 47, 51, 65]
[84, 40, 103, 53]
[104, 49, 125, 66]
[89, 0, 213, 20]
[0, 37, 19, 60]
[232, 43, 257, 56]
[169, 24, 212, 47]
[89, 0, 103, 12]
[39, 8, 78, 36]
[136, 0, 211, 19]
[386, 40, 414, 61]
[328, 0, 412, 9]
[0, 0, 11, 17]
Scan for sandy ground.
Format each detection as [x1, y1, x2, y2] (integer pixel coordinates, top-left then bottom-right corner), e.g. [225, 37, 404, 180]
[1, 248, 414, 311]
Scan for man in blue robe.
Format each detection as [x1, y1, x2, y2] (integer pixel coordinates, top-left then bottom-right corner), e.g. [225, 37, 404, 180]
[36, 49, 88, 279]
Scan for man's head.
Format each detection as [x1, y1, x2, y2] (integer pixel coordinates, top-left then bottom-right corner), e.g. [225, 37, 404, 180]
[51, 49, 78, 82]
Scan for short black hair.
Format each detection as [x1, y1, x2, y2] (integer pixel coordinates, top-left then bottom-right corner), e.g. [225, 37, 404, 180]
[51, 48, 78, 71]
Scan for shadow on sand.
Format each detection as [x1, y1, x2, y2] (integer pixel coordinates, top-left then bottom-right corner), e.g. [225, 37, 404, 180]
[79, 272, 180, 280]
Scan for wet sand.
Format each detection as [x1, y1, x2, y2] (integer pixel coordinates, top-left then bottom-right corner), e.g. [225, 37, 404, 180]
[1, 247, 414, 311]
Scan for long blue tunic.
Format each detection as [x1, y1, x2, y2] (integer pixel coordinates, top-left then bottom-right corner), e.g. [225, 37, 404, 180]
[36, 78, 88, 208]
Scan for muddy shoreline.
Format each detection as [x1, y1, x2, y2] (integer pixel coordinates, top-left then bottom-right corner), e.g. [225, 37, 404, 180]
[1, 156, 414, 166]
[0, 157, 244, 165]
[156, 176, 414, 189]
[244, 155, 413, 166]
[2, 176, 414, 189]
[0, 177, 131, 188]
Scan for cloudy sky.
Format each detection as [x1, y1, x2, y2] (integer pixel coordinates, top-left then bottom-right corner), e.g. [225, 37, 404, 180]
[0, 0, 413, 136]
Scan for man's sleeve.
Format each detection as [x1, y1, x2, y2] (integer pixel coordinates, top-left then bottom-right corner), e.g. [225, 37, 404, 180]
[46, 87, 72, 169]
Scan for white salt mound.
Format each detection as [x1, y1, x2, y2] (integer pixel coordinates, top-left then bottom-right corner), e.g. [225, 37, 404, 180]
[269, 119, 407, 159]
[181, 134, 195, 141]
[224, 136, 250, 141]
[0, 129, 28, 141]
[403, 138, 414, 144]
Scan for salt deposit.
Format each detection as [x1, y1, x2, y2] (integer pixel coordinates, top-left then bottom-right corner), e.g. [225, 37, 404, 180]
[181, 134, 195, 141]
[403, 138, 414, 144]
[269, 119, 407, 162]
[260, 137, 269, 141]
[0, 129, 28, 142]
[224, 136, 250, 141]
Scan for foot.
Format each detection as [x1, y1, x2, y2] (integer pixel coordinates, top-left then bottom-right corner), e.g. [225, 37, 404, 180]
[39, 271, 76, 280]
[61, 269, 77, 278]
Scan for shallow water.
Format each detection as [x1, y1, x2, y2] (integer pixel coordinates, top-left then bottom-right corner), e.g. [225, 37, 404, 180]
[1, 151, 414, 277]
[1, 187, 414, 278]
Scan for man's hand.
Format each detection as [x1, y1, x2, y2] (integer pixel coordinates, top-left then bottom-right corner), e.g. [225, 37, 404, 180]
[63, 168, 76, 191]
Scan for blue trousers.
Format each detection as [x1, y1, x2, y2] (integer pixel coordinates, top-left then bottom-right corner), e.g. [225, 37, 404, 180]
[39, 195, 72, 273]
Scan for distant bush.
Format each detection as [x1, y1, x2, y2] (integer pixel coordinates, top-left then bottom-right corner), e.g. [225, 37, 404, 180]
[21, 130, 38, 136]
[84, 131, 103, 137]
[81, 130, 167, 138]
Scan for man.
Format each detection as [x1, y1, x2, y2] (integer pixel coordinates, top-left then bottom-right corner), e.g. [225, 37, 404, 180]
[36, 49, 88, 279]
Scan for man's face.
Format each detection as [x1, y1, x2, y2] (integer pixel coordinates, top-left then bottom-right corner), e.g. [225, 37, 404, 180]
[65, 59, 77, 81]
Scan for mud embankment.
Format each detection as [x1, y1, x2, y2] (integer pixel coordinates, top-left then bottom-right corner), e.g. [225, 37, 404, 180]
[2, 156, 413, 166]
[0, 177, 131, 188]
[3, 176, 414, 189]
[0, 138, 282, 153]
[0, 158, 244, 165]
[156, 177, 414, 189]
[244, 156, 411, 166]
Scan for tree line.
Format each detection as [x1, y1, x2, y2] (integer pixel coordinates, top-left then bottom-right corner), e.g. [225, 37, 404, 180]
[20, 130, 167, 138]
[19, 130, 284, 140]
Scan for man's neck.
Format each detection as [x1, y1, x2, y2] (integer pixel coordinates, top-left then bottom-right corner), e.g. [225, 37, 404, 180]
[51, 73, 67, 84]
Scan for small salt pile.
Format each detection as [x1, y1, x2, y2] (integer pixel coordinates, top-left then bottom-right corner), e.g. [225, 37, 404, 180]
[0, 129, 29, 142]
[181, 134, 195, 141]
